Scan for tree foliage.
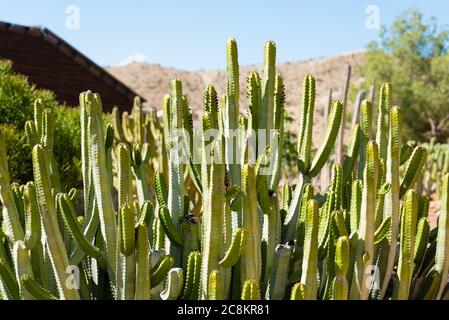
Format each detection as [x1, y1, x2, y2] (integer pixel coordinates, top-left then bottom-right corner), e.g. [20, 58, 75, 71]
[359, 9, 449, 141]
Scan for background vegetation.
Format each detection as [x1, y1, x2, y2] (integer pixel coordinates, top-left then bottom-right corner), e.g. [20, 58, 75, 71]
[0, 60, 82, 188]
[358, 9, 449, 142]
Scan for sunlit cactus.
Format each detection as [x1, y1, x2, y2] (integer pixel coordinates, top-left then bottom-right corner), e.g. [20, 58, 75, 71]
[0, 38, 447, 301]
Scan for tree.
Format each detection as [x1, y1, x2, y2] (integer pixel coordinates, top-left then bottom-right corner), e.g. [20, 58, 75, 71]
[359, 9, 449, 141]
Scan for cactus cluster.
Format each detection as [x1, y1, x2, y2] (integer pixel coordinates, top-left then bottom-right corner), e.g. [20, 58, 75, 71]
[1, 39, 449, 300]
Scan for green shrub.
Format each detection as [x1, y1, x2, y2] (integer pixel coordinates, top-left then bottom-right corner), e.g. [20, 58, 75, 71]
[0, 60, 57, 128]
[0, 124, 32, 183]
[0, 59, 81, 188]
[53, 106, 82, 189]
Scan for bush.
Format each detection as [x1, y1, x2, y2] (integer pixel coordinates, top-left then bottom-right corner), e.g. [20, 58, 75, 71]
[0, 124, 32, 183]
[0, 60, 57, 128]
[0, 59, 82, 188]
[53, 106, 82, 189]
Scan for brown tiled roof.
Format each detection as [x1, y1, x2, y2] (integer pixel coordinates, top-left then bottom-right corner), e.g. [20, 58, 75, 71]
[0, 21, 144, 111]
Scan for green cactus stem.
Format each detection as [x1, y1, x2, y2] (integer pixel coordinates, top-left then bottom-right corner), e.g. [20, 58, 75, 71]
[219, 228, 246, 268]
[413, 217, 430, 277]
[13, 241, 34, 300]
[0, 131, 25, 242]
[355, 141, 379, 300]
[400, 146, 427, 198]
[396, 190, 418, 299]
[160, 268, 183, 300]
[32, 144, 79, 300]
[116, 203, 137, 300]
[333, 236, 350, 300]
[182, 251, 201, 300]
[436, 174, 449, 299]
[23, 182, 40, 250]
[259, 41, 276, 133]
[82, 91, 117, 281]
[380, 106, 402, 298]
[290, 283, 306, 300]
[159, 206, 183, 247]
[297, 75, 315, 174]
[241, 279, 260, 300]
[308, 101, 344, 178]
[265, 243, 292, 300]
[376, 83, 392, 160]
[0, 258, 20, 300]
[164, 79, 186, 266]
[200, 141, 225, 299]
[135, 223, 151, 300]
[56, 193, 107, 270]
[240, 164, 262, 285]
[150, 255, 174, 288]
[20, 275, 58, 300]
[208, 270, 224, 300]
[300, 199, 319, 300]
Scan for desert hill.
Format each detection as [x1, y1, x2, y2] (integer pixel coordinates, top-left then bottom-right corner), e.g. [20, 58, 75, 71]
[107, 51, 365, 141]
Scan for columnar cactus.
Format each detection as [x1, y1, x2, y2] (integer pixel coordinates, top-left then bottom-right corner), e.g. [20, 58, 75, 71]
[379, 105, 402, 297]
[283, 76, 343, 242]
[436, 174, 449, 299]
[333, 236, 350, 300]
[0, 38, 447, 301]
[163, 80, 187, 266]
[82, 92, 118, 282]
[396, 189, 418, 299]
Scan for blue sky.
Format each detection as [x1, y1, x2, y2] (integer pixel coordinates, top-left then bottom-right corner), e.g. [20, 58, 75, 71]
[1, 1, 448, 70]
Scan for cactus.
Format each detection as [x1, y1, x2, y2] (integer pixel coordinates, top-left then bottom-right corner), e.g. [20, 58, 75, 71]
[135, 223, 151, 300]
[208, 270, 223, 300]
[182, 251, 201, 300]
[300, 199, 319, 300]
[395, 189, 418, 299]
[290, 282, 306, 300]
[160, 268, 183, 300]
[353, 141, 379, 300]
[82, 92, 118, 282]
[436, 174, 449, 299]
[333, 236, 350, 300]
[241, 279, 260, 300]
[0, 39, 448, 301]
[379, 106, 402, 297]
[200, 142, 226, 299]
[283, 81, 343, 241]
[32, 144, 80, 299]
[164, 80, 187, 266]
[376, 83, 392, 160]
[264, 243, 292, 300]
[240, 164, 262, 286]
[224, 38, 241, 198]
[0, 131, 26, 242]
